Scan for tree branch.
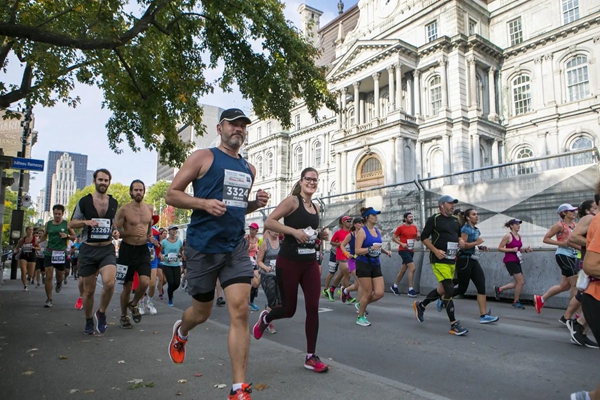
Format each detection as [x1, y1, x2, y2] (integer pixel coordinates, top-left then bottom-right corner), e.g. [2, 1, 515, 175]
[36, 7, 76, 29]
[114, 48, 147, 101]
[0, 38, 15, 67]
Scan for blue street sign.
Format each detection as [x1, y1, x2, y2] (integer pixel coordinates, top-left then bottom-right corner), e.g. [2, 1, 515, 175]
[12, 157, 44, 172]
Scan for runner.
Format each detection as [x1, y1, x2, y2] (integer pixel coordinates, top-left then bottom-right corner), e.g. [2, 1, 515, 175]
[68, 169, 118, 334]
[160, 226, 183, 307]
[70, 235, 81, 279]
[40, 204, 76, 308]
[247, 223, 261, 311]
[534, 204, 580, 313]
[34, 232, 46, 288]
[329, 216, 353, 302]
[322, 218, 343, 301]
[165, 108, 268, 399]
[391, 212, 419, 297]
[413, 195, 468, 336]
[114, 179, 153, 328]
[15, 226, 37, 290]
[63, 238, 73, 285]
[450, 209, 499, 324]
[157, 228, 167, 300]
[256, 228, 281, 334]
[340, 217, 365, 308]
[354, 207, 392, 326]
[494, 219, 532, 309]
[140, 218, 160, 315]
[253, 167, 330, 373]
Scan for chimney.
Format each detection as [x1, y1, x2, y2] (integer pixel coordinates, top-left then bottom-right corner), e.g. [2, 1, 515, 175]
[297, 4, 324, 45]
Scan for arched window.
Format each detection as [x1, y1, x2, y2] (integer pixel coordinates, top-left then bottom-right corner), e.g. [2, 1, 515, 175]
[515, 147, 534, 175]
[256, 155, 263, 177]
[566, 55, 590, 102]
[347, 107, 355, 128]
[356, 155, 384, 189]
[428, 147, 444, 177]
[266, 152, 274, 175]
[429, 76, 442, 116]
[570, 136, 593, 150]
[403, 145, 413, 181]
[294, 146, 303, 172]
[512, 75, 531, 115]
[313, 141, 322, 167]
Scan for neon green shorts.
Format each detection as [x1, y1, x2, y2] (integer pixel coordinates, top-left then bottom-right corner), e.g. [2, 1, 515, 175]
[432, 263, 455, 282]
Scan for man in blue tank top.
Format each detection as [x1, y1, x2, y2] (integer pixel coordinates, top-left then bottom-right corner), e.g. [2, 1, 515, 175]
[165, 108, 269, 399]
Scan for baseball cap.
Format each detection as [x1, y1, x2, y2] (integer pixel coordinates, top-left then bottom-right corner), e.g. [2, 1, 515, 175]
[342, 216, 352, 222]
[249, 222, 259, 230]
[557, 204, 578, 214]
[403, 212, 412, 219]
[438, 195, 458, 205]
[168, 225, 178, 231]
[353, 217, 365, 224]
[508, 219, 522, 225]
[362, 208, 381, 217]
[219, 108, 251, 125]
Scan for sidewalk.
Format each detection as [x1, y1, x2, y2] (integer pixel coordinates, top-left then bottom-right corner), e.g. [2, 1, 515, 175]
[0, 273, 448, 400]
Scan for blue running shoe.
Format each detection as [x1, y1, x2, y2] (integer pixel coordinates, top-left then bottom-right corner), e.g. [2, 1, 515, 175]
[449, 320, 468, 336]
[407, 288, 417, 298]
[94, 310, 107, 334]
[390, 286, 399, 296]
[168, 301, 174, 307]
[249, 303, 259, 311]
[84, 318, 95, 335]
[436, 298, 443, 312]
[480, 314, 499, 324]
[413, 301, 425, 322]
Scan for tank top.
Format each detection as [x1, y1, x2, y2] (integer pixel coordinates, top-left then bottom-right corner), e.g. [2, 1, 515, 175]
[555, 220, 578, 258]
[187, 148, 254, 254]
[76, 194, 118, 243]
[279, 195, 320, 262]
[21, 235, 36, 254]
[348, 232, 356, 255]
[44, 220, 68, 256]
[246, 234, 259, 259]
[262, 238, 280, 275]
[356, 226, 383, 265]
[503, 233, 522, 263]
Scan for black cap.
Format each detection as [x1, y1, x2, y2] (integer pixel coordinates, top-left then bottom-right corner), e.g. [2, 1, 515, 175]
[219, 108, 251, 125]
[403, 212, 412, 219]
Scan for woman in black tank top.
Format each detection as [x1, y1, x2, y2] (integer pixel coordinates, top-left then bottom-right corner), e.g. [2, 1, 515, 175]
[252, 167, 331, 373]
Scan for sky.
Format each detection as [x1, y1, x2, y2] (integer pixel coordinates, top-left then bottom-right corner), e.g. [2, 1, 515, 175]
[16, 1, 358, 200]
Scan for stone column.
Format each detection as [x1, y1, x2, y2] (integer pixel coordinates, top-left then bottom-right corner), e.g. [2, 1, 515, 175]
[472, 133, 481, 169]
[407, 76, 413, 115]
[440, 59, 448, 110]
[443, 134, 451, 174]
[337, 90, 342, 129]
[373, 72, 381, 119]
[416, 140, 423, 178]
[391, 137, 397, 183]
[468, 57, 477, 108]
[341, 87, 348, 128]
[353, 81, 361, 126]
[336, 152, 342, 193]
[387, 65, 395, 111]
[414, 70, 421, 117]
[359, 94, 365, 125]
[492, 139, 499, 165]
[341, 151, 348, 193]
[396, 62, 403, 110]
[488, 67, 498, 120]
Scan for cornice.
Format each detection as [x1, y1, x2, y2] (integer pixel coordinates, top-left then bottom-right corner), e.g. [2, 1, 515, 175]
[245, 132, 289, 151]
[289, 118, 337, 138]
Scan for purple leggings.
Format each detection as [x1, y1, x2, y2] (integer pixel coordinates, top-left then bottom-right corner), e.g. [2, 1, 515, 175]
[265, 255, 321, 353]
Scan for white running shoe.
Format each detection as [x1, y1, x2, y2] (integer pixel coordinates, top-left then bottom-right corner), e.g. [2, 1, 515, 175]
[139, 297, 146, 315]
[146, 298, 157, 315]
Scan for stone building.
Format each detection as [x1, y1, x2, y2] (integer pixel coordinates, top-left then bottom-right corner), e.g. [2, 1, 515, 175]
[49, 153, 78, 210]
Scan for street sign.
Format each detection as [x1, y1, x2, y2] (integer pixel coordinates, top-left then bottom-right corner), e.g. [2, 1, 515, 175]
[12, 157, 44, 172]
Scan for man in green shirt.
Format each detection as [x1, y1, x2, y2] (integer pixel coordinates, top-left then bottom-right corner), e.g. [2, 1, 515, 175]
[40, 204, 76, 308]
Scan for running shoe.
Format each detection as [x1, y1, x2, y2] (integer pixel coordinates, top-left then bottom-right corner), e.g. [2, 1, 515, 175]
[23, 285, 28, 291]
[84, 318, 95, 335]
[347, 296, 356, 304]
[449, 321, 468, 336]
[533, 294, 544, 313]
[413, 301, 425, 322]
[252, 310, 268, 340]
[168, 301, 174, 307]
[570, 392, 590, 400]
[265, 323, 277, 334]
[168, 320, 187, 364]
[64, 277, 68, 284]
[129, 302, 142, 323]
[75, 297, 83, 310]
[436, 298, 443, 312]
[120, 315, 132, 329]
[228, 383, 252, 400]
[480, 314, 499, 324]
[55, 281, 62, 293]
[512, 301, 525, 309]
[337, 289, 342, 298]
[216, 297, 226, 307]
[407, 288, 417, 298]
[558, 316, 569, 326]
[493, 286, 501, 301]
[304, 354, 329, 373]
[390, 285, 400, 296]
[146, 298, 157, 315]
[326, 288, 334, 302]
[35, 283, 40, 288]
[322, 288, 329, 298]
[158, 294, 164, 300]
[584, 335, 599, 349]
[356, 316, 371, 327]
[340, 286, 347, 303]
[95, 310, 108, 333]
[44, 299, 52, 308]
[248, 302, 259, 311]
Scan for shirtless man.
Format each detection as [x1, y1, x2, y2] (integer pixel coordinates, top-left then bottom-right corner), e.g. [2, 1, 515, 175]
[69, 169, 119, 334]
[114, 179, 154, 328]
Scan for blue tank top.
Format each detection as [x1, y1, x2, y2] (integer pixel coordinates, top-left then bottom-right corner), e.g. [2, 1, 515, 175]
[187, 148, 254, 253]
[348, 233, 356, 255]
[356, 226, 383, 265]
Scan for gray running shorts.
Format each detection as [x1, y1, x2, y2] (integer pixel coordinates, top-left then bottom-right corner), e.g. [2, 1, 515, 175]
[185, 239, 254, 297]
[78, 243, 116, 278]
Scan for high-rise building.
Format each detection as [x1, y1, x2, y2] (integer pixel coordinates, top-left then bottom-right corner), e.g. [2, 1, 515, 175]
[44, 151, 87, 211]
[156, 104, 225, 182]
[49, 153, 78, 210]
[34, 188, 48, 224]
[86, 169, 94, 186]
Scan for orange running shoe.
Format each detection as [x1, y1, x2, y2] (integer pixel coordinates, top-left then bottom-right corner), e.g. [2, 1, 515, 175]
[168, 320, 187, 364]
[228, 383, 252, 400]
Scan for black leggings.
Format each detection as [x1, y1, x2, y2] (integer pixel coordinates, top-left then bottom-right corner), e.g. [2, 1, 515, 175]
[265, 256, 320, 353]
[422, 279, 456, 323]
[582, 293, 600, 344]
[161, 266, 181, 302]
[454, 257, 486, 296]
[260, 272, 281, 309]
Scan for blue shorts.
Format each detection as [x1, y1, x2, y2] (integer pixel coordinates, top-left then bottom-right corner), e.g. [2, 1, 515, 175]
[151, 258, 158, 270]
[398, 250, 414, 265]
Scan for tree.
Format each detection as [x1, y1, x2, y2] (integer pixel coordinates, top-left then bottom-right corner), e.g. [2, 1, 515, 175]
[0, 0, 337, 166]
[66, 182, 131, 217]
[145, 180, 190, 226]
[3, 189, 36, 248]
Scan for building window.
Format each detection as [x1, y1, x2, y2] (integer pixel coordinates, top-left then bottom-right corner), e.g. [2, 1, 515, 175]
[570, 136, 593, 150]
[314, 141, 322, 166]
[508, 17, 523, 46]
[347, 107, 355, 127]
[566, 55, 589, 102]
[295, 115, 301, 131]
[562, 0, 579, 24]
[267, 122, 272, 135]
[469, 19, 477, 35]
[429, 76, 442, 116]
[257, 127, 262, 140]
[515, 147, 534, 175]
[356, 155, 384, 189]
[426, 21, 438, 42]
[428, 148, 444, 177]
[512, 75, 531, 116]
[266, 152, 274, 175]
[256, 155, 263, 177]
[294, 146, 303, 171]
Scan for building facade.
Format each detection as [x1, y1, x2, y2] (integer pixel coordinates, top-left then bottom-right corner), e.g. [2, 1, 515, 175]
[48, 153, 78, 210]
[245, 0, 600, 206]
[44, 151, 88, 211]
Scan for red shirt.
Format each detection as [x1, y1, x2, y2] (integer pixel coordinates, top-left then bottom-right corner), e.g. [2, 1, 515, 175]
[331, 229, 351, 261]
[394, 224, 418, 252]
